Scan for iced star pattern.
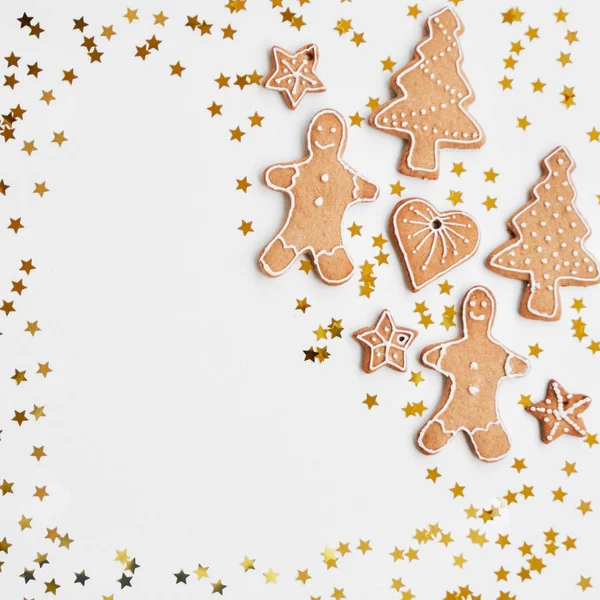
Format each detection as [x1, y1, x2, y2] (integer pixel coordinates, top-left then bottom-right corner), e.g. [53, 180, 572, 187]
[353, 310, 418, 373]
[526, 380, 591, 443]
[263, 44, 325, 109]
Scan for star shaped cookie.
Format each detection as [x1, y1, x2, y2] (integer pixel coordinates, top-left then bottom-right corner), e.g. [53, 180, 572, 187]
[354, 310, 417, 373]
[263, 44, 325, 109]
[526, 380, 591, 444]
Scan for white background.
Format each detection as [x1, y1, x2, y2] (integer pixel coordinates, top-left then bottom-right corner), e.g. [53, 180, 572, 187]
[0, 0, 599, 598]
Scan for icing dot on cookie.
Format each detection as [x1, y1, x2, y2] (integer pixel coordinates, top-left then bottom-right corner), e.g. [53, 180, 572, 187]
[468, 385, 479, 395]
[321, 173, 329, 182]
[470, 362, 479, 370]
[314, 197, 324, 207]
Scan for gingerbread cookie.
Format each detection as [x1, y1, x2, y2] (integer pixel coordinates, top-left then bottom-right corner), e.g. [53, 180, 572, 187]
[526, 380, 590, 444]
[418, 286, 529, 462]
[259, 109, 379, 285]
[487, 147, 600, 321]
[354, 310, 418, 373]
[390, 198, 479, 291]
[369, 7, 484, 179]
[262, 44, 325, 109]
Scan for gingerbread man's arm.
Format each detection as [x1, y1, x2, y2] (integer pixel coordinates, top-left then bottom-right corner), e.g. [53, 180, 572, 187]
[264, 163, 299, 191]
[421, 342, 447, 371]
[350, 173, 379, 203]
[505, 351, 529, 377]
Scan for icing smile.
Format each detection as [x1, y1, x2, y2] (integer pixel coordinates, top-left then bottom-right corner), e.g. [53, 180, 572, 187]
[315, 141, 335, 150]
[469, 311, 485, 320]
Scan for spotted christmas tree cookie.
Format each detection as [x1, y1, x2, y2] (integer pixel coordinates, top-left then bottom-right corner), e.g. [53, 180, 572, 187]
[418, 286, 529, 462]
[390, 198, 480, 291]
[369, 7, 484, 179]
[262, 44, 325, 109]
[487, 147, 600, 321]
[353, 310, 418, 373]
[259, 109, 379, 285]
[526, 380, 591, 444]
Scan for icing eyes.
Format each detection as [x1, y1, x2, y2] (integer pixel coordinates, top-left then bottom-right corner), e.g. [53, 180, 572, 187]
[316, 125, 323, 131]
[469, 300, 476, 307]
[330, 127, 336, 133]
[481, 301, 488, 307]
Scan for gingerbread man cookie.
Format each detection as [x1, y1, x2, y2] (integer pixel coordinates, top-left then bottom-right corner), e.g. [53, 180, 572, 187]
[526, 380, 590, 444]
[259, 109, 379, 285]
[263, 44, 325, 109]
[390, 198, 480, 291]
[418, 286, 529, 462]
[354, 310, 418, 373]
[369, 7, 484, 179]
[487, 147, 600, 321]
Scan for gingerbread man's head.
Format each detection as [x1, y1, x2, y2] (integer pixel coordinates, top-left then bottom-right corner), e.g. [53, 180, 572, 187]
[463, 286, 495, 338]
[308, 109, 346, 157]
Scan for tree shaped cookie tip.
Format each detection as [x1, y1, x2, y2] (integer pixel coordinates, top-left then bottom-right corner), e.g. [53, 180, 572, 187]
[487, 146, 600, 321]
[370, 6, 484, 179]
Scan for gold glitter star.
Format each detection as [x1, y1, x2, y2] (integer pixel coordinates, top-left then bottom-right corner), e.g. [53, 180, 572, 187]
[351, 32, 365, 46]
[123, 8, 139, 23]
[363, 393, 378, 409]
[349, 112, 364, 127]
[528, 343, 543, 357]
[451, 162, 466, 177]
[525, 26, 539, 40]
[33, 485, 49, 501]
[447, 190, 463, 206]
[449, 482, 465, 498]
[531, 78, 546, 93]
[347, 222, 362, 236]
[557, 52, 572, 67]
[248, 112, 264, 127]
[517, 116, 531, 130]
[498, 76, 513, 90]
[295, 298, 310, 313]
[554, 8, 568, 22]
[381, 56, 397, 71]
[407, 4, 422, 18]
[390, 180, 405, 196]
[426, 467, 441, 482]
[264, 568, 278, 583]
[483, 196, 497, 211]
[238, 221, 253, 236]
[170, 62, 185, 77]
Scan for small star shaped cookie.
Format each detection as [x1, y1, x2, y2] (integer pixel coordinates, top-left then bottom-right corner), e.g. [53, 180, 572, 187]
[526, 380, 590, 444]
[353, 310, 417, 373]
[263, 44, 325, 109]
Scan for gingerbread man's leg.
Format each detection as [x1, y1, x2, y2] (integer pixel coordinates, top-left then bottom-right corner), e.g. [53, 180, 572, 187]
[314, 247, 354, 285]
[259, 235, 301, 277]
[418, 418, 457, 455]
[469, 423, 510, 462]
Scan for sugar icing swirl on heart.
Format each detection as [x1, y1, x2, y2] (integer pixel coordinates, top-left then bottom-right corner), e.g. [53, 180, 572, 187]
[404, 202, 473, 270]
[391, 198, 480, 291]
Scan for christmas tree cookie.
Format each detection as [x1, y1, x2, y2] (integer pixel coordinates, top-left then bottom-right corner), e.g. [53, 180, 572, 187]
[369, 7, 484, 179]
[487, 147, 600, 321]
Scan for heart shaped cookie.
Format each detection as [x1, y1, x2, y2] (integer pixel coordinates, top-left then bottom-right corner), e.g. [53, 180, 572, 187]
[390, 198, 480, 291]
